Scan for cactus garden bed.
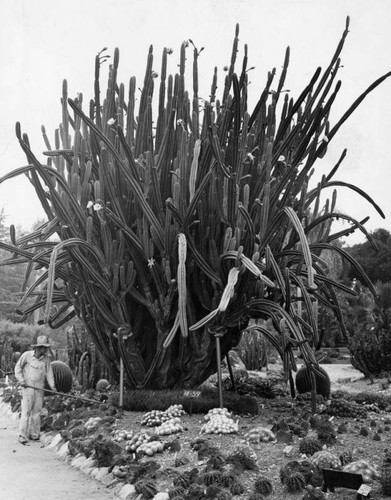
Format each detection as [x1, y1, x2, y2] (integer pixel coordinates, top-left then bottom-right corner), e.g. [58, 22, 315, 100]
[2, 371, 391, 500]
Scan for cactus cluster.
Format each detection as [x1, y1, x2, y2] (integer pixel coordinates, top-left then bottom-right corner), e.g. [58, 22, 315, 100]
[1, 18, 389, 391]
[141, 404, 186, 426]
[352, 391, 391, 410]
[327, 397, 367, 418]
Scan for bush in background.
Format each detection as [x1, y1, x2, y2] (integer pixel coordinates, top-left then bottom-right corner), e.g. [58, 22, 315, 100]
[346, 281, 391, 377]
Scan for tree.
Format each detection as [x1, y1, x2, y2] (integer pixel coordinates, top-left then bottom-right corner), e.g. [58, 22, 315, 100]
[347, 228, 391, 283]
[0, 19, 389, 389]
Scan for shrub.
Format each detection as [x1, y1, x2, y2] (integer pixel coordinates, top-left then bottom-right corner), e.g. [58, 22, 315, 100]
[347, 311, 391, 376]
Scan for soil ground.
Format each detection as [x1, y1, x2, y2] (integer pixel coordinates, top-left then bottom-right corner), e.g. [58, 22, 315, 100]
[1, 363, 390, 500]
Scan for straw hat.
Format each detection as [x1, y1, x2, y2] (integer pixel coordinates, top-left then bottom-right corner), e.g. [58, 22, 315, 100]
[32, 335, 51, 348]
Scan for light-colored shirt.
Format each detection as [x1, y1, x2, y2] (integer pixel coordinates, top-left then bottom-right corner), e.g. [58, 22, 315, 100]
[15, 350, 56, 390]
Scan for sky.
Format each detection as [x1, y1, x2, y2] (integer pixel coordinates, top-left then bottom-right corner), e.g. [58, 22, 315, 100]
[0, 0, 390, 246]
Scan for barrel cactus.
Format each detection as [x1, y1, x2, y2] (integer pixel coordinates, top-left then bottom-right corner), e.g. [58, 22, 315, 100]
[299, 437, 323, 456]
[95, 378, 110, 391]
[295, 366, 331, 400]
[46, 361, 73, 393]
[285, 471, 306, 493]
[134, 480, 158, 499]
[254, 477, 273, 496]
[280, 460, 313, 485]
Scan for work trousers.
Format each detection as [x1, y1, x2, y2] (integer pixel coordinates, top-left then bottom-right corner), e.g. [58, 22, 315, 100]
[19, 387, 44, 440]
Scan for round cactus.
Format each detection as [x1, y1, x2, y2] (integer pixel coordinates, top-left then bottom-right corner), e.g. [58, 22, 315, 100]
[254, 477, 273, 496]
[201, 470, 224, 487]
[230, 481, 245, 495]
[280, 460, 313, 485]
[295, 366, 331, 400]
[219, 471, 237, 487]
[315, 420, 337, 443]
[311, 450, 341, 470]
[285, 471, 306, 493]
[299, 437, 323, 456]
[173, 472, 192, 489]
[134, 480, 157, 499]
[95, 378, 110, 391]
[344, 460, 380, 483]
[168, 486, 186, 498]
[46, 361, 73, 393]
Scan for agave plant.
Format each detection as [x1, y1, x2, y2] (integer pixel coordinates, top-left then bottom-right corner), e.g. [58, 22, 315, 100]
[0, 19, 389, 389]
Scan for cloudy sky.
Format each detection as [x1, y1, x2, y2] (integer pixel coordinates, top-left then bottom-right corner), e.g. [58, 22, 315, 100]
[0, 0, 390, 245]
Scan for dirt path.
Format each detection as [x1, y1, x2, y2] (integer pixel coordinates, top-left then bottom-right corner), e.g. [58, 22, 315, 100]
[0, 404, 118, 500]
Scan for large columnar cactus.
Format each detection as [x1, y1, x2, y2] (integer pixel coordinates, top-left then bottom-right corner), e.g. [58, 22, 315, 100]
[0, 19, 389, 389]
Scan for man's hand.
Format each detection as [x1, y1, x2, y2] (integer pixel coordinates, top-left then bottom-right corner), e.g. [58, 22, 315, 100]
[19, 381, 27, 388]
[50, 386, 57, 392]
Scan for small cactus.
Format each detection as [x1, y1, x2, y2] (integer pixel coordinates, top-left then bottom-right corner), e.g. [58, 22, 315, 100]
[200, 470, 223, 486]
[280, 460, 313, 485]
[302, 484, 326, 500]
[219, 471, 237, 487]
[285, 471, 306, 493]
[173, 472, 191, 489]
[315, 420, 336, 443]
[339, 449, 354, 466]
[311, 450, 341, 470]
[230, 481, 245, 495]
[168, 486, 186, 499]
[174, 455, 190, 467]
[134, 480, 157, 499]
[299, 437, 323, 456]
[254, 477, 273, 496]
[95, 378, 110, 391]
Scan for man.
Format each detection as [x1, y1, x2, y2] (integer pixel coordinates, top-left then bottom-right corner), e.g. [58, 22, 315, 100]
[14, 335, 56, 444]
